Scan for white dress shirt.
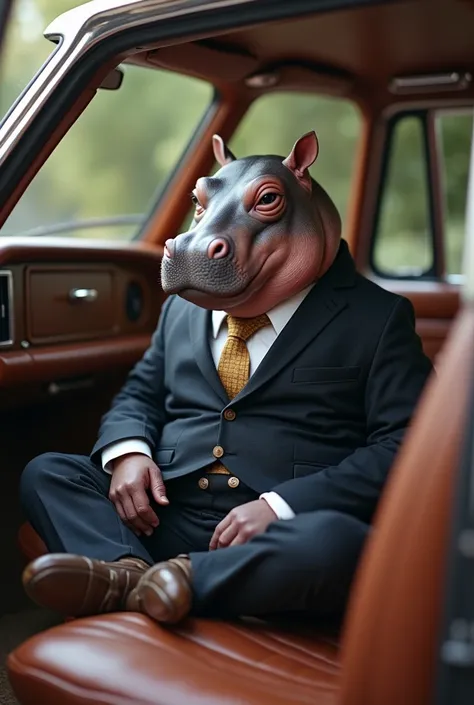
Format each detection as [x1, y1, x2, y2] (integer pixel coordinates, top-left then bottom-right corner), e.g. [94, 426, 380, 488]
[102, 284, 315, 519]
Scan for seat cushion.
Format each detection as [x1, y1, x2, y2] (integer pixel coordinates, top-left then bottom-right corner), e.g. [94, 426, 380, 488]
[7, 613, 340, 705]
[18, 522, 47, 562]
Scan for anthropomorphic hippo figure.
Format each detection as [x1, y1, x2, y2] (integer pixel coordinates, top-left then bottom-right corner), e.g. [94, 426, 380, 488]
[20, 128, 433, 635]
[161, 131, 342, 316]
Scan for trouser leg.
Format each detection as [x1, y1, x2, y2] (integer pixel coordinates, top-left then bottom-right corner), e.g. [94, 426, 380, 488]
[20, 452, 157, 564]
[20, 454, 258, 565]
[189, 510, 370, 619]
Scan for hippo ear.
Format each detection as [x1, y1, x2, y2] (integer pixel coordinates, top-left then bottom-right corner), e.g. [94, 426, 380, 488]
[212, 134, 236, 166]
[282, 131, 319, 193]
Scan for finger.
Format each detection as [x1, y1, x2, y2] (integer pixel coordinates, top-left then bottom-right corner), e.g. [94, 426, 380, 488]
[216, 523, 239, 549]
[229, 532, 248, 547]
[209, 515, 232, 550]
[130, 487, 159, 534]
[114, 499, 140, 536]
[121, 495, 150, 535]
[113, 499, 129, 525]
[130, 483, 159, 525]
[149, 466, 169, 505]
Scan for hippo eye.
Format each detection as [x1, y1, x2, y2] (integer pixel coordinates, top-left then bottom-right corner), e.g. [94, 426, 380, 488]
[258, 193, 278, 205]
[190, 192, 205, 217]
[252, 186, 286, 220]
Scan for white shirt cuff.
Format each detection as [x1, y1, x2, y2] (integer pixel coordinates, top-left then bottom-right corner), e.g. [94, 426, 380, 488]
[102, 439, 152, 474]
[260, 492, 295, 520]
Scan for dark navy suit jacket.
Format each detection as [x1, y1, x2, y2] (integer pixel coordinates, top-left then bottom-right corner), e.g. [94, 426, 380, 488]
[91, 241, 433, 523]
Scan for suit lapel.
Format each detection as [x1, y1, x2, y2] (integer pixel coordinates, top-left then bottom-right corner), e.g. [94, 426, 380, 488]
[234, 240, 356, 403]
[189, 307, 228, 404]
[235, 284, 347, 403]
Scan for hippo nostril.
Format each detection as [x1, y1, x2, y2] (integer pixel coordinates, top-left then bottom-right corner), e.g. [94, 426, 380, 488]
[164, 239, 175, 259]
[208, 238, 230, 260]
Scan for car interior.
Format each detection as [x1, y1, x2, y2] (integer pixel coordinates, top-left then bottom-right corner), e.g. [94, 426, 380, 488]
[1, 0, 474, 702]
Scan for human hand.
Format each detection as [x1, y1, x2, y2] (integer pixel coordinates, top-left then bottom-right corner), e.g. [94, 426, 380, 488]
[109, 453, 168, 536]
[209, 499, 277, 550]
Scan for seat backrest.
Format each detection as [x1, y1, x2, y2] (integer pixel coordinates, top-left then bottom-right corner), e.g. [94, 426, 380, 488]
[339, 305, 474, 705]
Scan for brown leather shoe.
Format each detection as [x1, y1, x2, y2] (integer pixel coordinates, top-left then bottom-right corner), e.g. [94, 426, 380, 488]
[22, 554, 149, 617]
[126, 556, 192, 624]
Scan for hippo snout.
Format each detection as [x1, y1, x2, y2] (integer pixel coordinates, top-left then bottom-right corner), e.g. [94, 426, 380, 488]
[161, 230, 246, 298]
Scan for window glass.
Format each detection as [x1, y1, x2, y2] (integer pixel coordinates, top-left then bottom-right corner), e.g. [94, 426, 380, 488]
[229, 92, 361, 230]
[373, 116, 432, 276]
[1, 61, 212, 240]
[438, 111, 473, 276]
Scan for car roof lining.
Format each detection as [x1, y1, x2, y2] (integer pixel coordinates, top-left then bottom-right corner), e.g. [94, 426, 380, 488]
[123, 0, 474, 102]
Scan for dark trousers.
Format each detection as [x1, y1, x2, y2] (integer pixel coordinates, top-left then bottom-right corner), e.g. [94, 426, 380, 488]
[20, 453, 370, 620]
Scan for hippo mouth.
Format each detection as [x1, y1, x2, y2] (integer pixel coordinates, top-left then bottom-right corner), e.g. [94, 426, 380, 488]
[160, 250, 274, 308]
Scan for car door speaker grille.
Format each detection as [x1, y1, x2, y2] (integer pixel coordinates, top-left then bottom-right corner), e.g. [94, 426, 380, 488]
[125, 281, 143, 323]
[0, 271, 13, 345]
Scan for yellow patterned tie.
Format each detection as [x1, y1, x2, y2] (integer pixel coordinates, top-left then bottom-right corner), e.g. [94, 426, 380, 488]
[208, 313, 270, 476]
[218, 314, 271, 399]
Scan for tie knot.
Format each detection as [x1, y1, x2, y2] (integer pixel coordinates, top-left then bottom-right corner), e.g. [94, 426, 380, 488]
[226, 314, 270, 342]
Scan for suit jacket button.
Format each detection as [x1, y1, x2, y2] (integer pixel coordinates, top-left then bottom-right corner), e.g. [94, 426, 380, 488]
[198, 477, 209, 490]
[224, 409, 236, 421]
[213, 445, 224, 458]
[228, 476, 240, 488]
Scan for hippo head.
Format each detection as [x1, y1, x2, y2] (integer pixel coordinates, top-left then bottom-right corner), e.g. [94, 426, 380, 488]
[161, 131, 342, 316]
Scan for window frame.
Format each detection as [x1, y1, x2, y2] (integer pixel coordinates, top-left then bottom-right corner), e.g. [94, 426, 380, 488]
[369, 109, 440, 281]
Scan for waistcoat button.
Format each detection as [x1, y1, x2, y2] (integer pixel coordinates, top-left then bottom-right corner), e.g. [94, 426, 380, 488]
[228, 476, 240, 489]
[198, 477, 209, 490]
[213, 445, 224, 458]
[224, 409, 236, 421]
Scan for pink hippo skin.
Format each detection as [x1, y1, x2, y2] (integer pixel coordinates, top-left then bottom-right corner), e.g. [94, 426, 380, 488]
[160, 131, 342, 316]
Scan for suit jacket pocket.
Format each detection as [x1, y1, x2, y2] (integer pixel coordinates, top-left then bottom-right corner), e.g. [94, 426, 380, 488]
[155, 449, 175, 466]
[293, 462, 327, 479]
[292, 366, 361, 384]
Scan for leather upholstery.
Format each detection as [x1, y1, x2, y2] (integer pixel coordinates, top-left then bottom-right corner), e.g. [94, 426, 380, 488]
[8, 306, 472, 704]
[339, 306, 474, 705]
[18, 522, 47, 562]
[8, 614, 340, 705]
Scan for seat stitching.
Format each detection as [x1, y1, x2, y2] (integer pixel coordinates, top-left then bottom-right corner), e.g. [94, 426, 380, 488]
[63, 620, 340, 688]
[219, 623, 340, 670]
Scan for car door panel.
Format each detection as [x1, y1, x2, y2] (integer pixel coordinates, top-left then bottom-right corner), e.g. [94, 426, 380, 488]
[0, 239, 165, 464]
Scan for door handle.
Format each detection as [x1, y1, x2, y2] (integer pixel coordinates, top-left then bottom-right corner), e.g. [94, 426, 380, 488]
[47, 377, 95, 395]
[68, 288, 98, 303]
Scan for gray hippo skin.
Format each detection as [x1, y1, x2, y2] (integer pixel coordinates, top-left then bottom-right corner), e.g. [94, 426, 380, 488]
[161, 131, 342, 316]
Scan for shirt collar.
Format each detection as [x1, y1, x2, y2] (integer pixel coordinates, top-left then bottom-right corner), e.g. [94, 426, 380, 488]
[211, 283, 315, 339]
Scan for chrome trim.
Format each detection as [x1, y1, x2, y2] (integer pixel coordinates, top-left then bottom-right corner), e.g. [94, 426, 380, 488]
[69, 287, 99, 302]
[48, 378, 95, 395]
[389, 72, 472, 95]
[0, 0, 256, 167]
[0, 270, 14, 346]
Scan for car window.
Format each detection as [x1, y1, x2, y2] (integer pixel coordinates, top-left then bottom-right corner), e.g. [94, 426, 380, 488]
[373, 115, 432, 277]
[1, 59, 212, 240]
[229, 92, 361, 232]
[438, 111, 473, 276]
[372, 110, 473, 279]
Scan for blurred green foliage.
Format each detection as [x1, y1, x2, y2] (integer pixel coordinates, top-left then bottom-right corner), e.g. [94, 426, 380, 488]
[0, 0, 472, 276]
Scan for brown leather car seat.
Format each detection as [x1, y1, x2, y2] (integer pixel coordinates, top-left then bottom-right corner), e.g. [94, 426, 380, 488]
[7, 305, 473, 705]
[17, 522, 47, 562]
